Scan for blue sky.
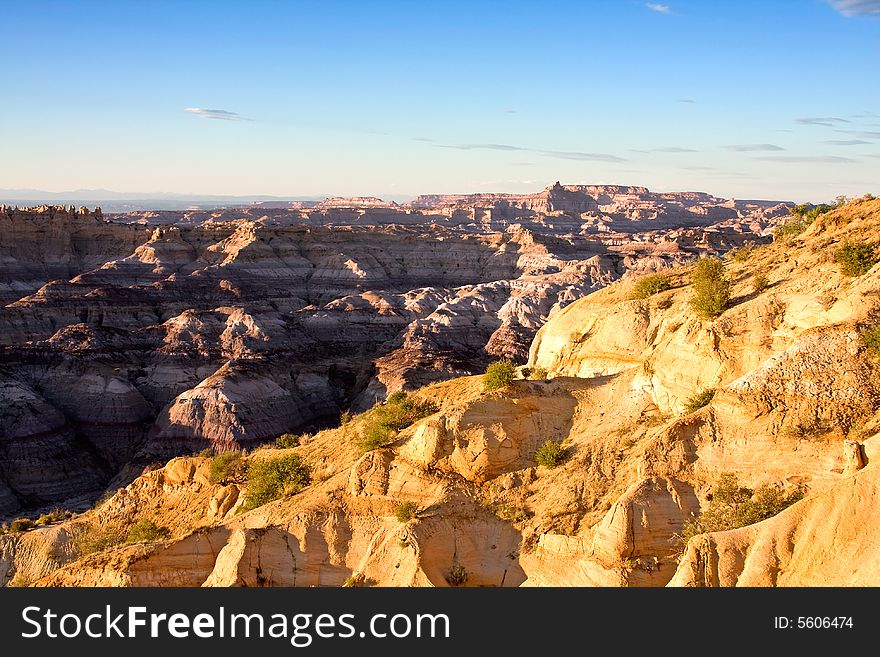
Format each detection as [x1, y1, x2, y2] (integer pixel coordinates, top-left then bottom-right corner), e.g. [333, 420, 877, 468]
[1, 0, 878, 202]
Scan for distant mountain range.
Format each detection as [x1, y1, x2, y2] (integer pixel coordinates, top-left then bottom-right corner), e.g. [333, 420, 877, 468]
[0, 188, 340, 212]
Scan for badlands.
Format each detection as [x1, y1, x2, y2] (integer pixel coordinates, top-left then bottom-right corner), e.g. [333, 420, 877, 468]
[6, 184, 878, 587]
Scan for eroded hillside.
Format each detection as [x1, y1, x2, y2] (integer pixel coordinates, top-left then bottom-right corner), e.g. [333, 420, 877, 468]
[0, 188, 773, 513]
[4, 196, 879, 587]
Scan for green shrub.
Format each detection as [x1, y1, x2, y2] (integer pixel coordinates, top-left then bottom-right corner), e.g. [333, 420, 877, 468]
[683, 388, 715, 414]
[394, 501, 418, 523]
[493, 502, 531, 523]
[730, 245, 755, 262]
[275, 433, 301, 449]
[752, 274, 769, 293]
[7, 573, 34, 588]
[774, 220, 805, 241]
[73, 524, 126, 556]
[689, 257, 730, 319]
[789, 203, 833, 225]
[679, 474, 803, 545]
[483, 358, 516, 391]
[126, 519, 170, 543]
[339, 410, 353, 426]
[197, 447, 214, 457]
[9, 518, 33, 533]
[210, 451, 243, 484]
[446, 563, 468, 587]
[529, 366, 549, 381]
[534, 440, 565, 468]
[357, 393, 438, 452]
[242, 454, 312, 511]
[860, 325, 880, 360]
[630, 273, 672, 300]
[35, 509, 70, 526]
[834, 240, 877, 277]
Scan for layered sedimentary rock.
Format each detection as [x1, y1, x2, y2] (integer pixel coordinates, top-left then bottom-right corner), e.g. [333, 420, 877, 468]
[0, 185, 784, 512]
[5, 196, 880, 589]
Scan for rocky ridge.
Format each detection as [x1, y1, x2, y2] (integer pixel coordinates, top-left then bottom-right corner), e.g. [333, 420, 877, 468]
[0, 184, 781, 513]
[3, 196, 879, 588]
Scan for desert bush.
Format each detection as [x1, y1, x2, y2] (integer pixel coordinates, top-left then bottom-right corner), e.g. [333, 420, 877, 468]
[789, 202, 833, 225]
[343, 574, 365, 588]
[126, 519, 170, 543]
[752, 274, 769, 293]
[446, 563, 468, 587]
[357, 392, 438, 452]
[35, 509, 71, 526]
[210, 451, 243, 483]
[860, 325, 880, 360]
[534, 439, 565, 468]
[679, 474, 803, 545]
[529, 366, 549, 381]
[242, 454, 311, 511]
[483, 358, 517, 391]
[275, 433, 301, 449]
[774, 220, 805, 241]
[834, 240, 877, 277]
[729, 244, 755, 262]
[73, 524, 127, 556]
[7, 573, 34, 587]
[10, 518, 33, 533]
[493, 502, 531, 523]
[782, 415, 824, 439]
[394, 501, 418, 523]
[339, 410, 353, 426]
[689, 257, 730, 319]
[629, 273, 672, 300]
[683, 388, 715, 414]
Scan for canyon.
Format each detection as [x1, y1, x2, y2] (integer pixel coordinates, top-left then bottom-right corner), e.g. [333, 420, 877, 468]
[0, 183, 784, 514]
[4, 195, 880, 587]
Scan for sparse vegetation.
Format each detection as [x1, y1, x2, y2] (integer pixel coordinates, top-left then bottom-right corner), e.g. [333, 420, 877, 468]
[446, 563, 469, 587]
[689, 257, 730, 319]
[683, 388, 715, 414]
[7, 573, 34, 587]
[534, 439, 565, 468]
[860, 325, 880, 360]
[394, 501, 418, 523]
[789, 202, 834, 225]
[275, 433, 302, 449]
[210, 451, 243, 483]
[752, 274, 770, 293]
[834, 239, 877, 277]
[493, 502, 531, 523]
[483, 358, 517, 391]
[343, 574, 366, 587]
[9, 518, 33, 533]
[357, 392, 438, 452]
[73, 524, 127, 556]
[35, 509, 72, 526]
[529, 366, 549, 381]
[678, 474, 803, 545]
[241, 454, 312, 511]
[782, 415, 825, 440]
[774, 219, 806, 241]
[126, 519, 170, 543]
[339, 410, 353, 426]
[630, 273, 672, 300]
[729, 244, 756, 262]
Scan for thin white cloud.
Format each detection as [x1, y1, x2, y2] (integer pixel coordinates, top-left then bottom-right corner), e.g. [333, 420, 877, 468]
[631, 146, 699, 153]
[795, 117, 851, 126]
[837, 130, 880, 138]
[724, 143, 785, 152]
[436, 142, 626, 162]
[678, 98, 696, 103]
[754, 155, 857, 163]
[184, 108, 250, 121]
[645, 3, 671, 13]
[822, 139, 872, 145]
[828, 1, 880, 16]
